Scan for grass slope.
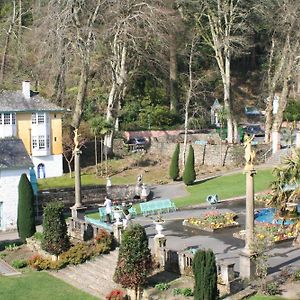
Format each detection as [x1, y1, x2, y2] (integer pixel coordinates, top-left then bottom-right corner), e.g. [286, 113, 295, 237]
[173, 168, 273, 208]
[0, 272, 99, 300]
[86, 168, 274, 219]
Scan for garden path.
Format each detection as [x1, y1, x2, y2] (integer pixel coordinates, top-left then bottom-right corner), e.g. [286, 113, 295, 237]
[0, 259, 20, 276]
[50, 248, 120, 299]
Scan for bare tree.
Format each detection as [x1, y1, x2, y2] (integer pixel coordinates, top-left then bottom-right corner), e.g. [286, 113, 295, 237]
[0, 1, 17, 84]
[103, 0, 172, 155]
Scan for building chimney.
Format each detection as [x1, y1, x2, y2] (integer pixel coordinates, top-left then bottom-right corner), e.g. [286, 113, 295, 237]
[22, 81, 31, 99]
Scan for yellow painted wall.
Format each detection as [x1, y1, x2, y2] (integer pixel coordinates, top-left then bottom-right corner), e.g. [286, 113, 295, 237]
[50, 113, 63, 155]
[16, 113, 32, 154]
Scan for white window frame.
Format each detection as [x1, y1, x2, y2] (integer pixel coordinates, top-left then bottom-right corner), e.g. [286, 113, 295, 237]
[31, 113, 37, 124]
[32, 136, 38, 149]
[0, 114, 2, 125]
[11, 113, 16, 125]
[37, 113, 45, 124]
[38, 135, 45, 149]
[4, 113, 11, 125]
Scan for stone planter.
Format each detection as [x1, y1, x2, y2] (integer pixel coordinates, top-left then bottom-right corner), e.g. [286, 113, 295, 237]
[153, 220, 165, 238]
[112, 209, 123, 225]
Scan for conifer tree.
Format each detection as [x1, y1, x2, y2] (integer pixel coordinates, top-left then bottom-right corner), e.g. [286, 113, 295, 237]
[114, 224, 152, 299]
[193, 249, 218, 300]
[183, 145, 196, 185]
[42, 202, 70, 255]
[169, 143, 180, 180]
[17, 173, 36, 242]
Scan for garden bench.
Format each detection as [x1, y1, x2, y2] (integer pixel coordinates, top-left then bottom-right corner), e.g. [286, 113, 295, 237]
[139, 199, 177, 216]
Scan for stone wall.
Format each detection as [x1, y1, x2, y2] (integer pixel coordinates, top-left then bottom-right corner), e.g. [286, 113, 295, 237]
[149, 142, 270, 166]
[37, 184, 140, 216]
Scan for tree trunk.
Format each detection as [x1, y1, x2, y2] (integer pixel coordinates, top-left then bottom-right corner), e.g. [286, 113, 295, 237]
[71, 58, 89, 130]
[0, 2, 16, 84]
[53, 50, 67, 106]
[100, 138, 103, 177]
[17, 0, 22, 69]
[169, 33, 178, 112]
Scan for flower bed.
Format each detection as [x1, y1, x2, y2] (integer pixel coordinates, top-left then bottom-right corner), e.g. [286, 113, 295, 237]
[183, 211, 239, 232]
[233, 223, 296, 243]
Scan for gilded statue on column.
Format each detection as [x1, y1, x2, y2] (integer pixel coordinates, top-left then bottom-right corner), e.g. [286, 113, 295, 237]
[73, 129, 80, 152]
[244, 134, 255, 170]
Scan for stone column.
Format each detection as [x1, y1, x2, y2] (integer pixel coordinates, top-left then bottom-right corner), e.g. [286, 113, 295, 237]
[240, 136, 256, 279]
[154, 236, 167, 269]
[70, 149, 86, 220]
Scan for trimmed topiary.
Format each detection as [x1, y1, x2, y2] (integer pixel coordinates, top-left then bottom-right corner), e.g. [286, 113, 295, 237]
[182, 145, 196, 185]
[193, 249, 218, 300]
[114, 224, 153, 296]
[42, 202, 70, 255]
[17, 173, 36, 242]
[169, 143, 180, 180]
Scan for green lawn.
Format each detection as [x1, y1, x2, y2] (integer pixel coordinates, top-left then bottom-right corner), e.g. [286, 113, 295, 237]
[173, 168, 274, 208]
[86, 168, 274, 220]
[248, 295, 287, 300]
[0, 272, 99, 300]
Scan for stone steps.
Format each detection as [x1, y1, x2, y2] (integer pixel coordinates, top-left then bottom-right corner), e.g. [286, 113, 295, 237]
[50, 249, 120, 299]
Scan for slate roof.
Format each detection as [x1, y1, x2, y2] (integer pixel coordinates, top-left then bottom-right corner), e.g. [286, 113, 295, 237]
[0, 138, 33, 170]
[0, 90, 64, 112]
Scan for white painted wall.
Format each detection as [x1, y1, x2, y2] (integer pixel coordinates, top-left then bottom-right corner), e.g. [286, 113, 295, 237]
[0, 168, 30, 230]
[31, 154, 63, 178]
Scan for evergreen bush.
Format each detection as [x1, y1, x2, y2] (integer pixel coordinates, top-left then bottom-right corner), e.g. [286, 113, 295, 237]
[114, 224, 152, 296]
[41, 202, 70, 255]
[17, 174, 36, 242]
[183, 145, 196, 185]
[193, 249, 218, 300]
[169, 143, 180, 180]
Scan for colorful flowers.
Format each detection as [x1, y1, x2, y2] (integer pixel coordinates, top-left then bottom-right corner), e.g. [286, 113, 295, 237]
[186, 212, 239, 230]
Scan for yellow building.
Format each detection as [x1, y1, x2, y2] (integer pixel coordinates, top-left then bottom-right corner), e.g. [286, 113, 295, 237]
[0, 81, 64, 178]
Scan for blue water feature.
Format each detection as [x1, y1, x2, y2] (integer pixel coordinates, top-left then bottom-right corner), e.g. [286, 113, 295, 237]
[255, 206, 300, 225]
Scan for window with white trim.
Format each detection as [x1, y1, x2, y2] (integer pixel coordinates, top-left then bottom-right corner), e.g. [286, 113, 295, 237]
[4, 113, 10, 125]
[0, 114, 2, 125]
[38, 135, 45, 149]
[11, 113, 16, 125]
[31, 113, 37, 124]
[38, 113, 45, 124]
[32, 137, 38, 149]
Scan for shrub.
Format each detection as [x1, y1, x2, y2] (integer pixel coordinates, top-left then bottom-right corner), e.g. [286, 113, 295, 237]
[33, 232, 44, 241]
[59, 242, 92, 265]
[95, 229, 113, 248]
[114, 224, 153, 294]
[42, 202, 70, 256]
[183, 145, 196, 185]
[169, 143, 180, 180]
[5, 243, 19, 251]
[293, 269, 300, 281]
[193, 249, 218, 300]
[265, 282, 280, 295]
[173, 288, 193, 297]
[17, 174, 36, 242]
[105, 289, 126, 300]
[12, 259, 28, 269]
[155, 282, 170, 291]
[28, 255, 52, 270]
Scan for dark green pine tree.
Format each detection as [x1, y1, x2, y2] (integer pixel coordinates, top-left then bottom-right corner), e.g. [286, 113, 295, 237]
[17, 173, 36, 242]
[169, 143, 180, 180]
[183, 145, 196, 185]
[193, 249, 218, 300]
[42, 202, 70, 255]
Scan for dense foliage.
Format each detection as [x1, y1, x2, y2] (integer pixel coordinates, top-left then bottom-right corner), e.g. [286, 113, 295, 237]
[193, 249, 218, 300]
[113, 224, 152, 293]
[183, 145, 196, 185]
[17, 174, 36, 242]
[41, 202, 70, 255]
[169, 143, 180, 180]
